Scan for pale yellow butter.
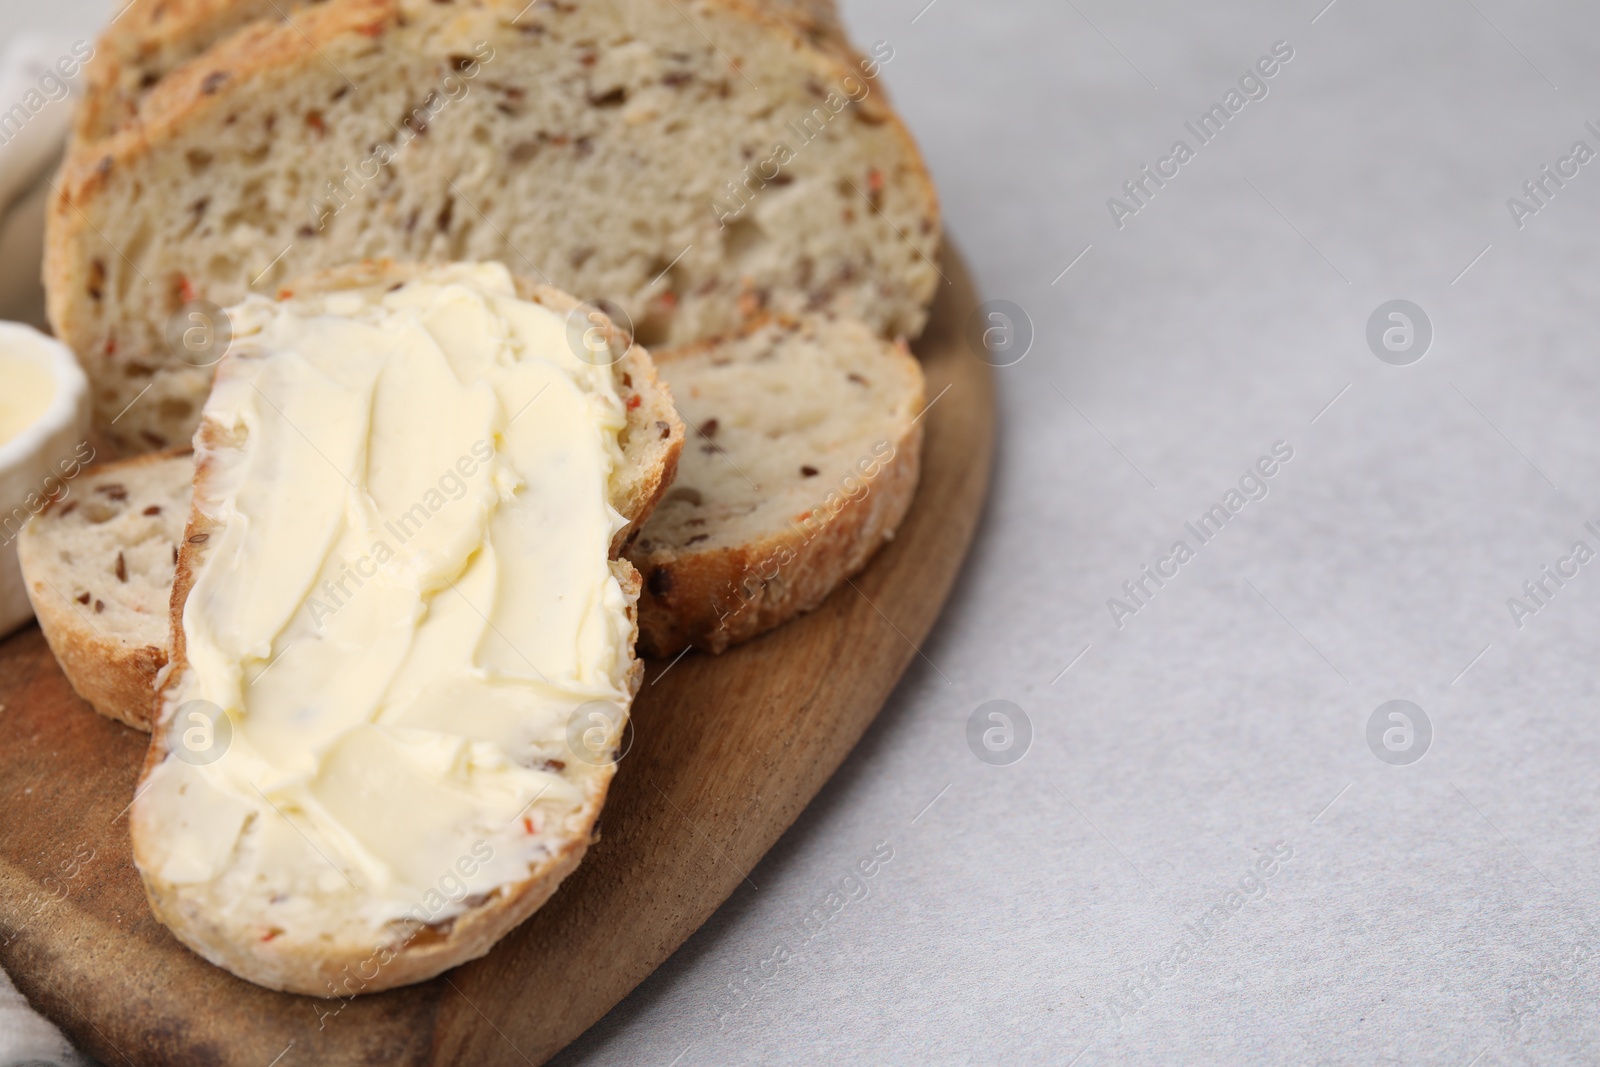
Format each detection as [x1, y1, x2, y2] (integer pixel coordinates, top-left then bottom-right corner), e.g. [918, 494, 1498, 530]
[137, 264, 634, 937]
[0, 346, 57, 448]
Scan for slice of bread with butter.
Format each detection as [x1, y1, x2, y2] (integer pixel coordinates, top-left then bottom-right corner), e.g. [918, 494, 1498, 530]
[129, 261, 682, 995]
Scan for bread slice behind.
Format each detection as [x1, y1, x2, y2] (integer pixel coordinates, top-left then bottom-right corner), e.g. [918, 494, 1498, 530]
[628, 314, 924, 656]
[17, 448, 192, 729]
[49, 0, 940, 453]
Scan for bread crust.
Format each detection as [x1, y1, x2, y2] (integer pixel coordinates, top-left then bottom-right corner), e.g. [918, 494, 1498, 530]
[132, 263, 679, 995]
[74, 0, 300, 142]
[17, 448, 191, 731]
[630, 332, 923, 657]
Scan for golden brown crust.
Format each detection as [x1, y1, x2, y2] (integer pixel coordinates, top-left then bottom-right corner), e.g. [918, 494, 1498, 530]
[135, 263, 672, 995]
[630, 336, 923, 657]
[74, 0, 304, 142]
[17, 448, 191, 731]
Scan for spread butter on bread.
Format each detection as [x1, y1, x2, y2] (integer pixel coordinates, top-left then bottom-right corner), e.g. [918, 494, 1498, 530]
[129, 262, 682, 995]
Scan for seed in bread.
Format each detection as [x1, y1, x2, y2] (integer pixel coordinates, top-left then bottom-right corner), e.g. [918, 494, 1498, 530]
[17, 449, 192, 730]
[48, 0, 941, 453]
[131, 262, 682, 996]
[628, 314, 924, 656]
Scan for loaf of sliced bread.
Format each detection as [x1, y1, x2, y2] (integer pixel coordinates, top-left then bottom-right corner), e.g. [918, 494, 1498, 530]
[130, 262, 682, 994]
[49, 0, 940, 452]
[16, 448, 192, 730]
[628, 314, 923, 656]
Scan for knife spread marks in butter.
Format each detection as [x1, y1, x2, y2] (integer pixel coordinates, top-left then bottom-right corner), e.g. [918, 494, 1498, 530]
[133, 264, 636, 949]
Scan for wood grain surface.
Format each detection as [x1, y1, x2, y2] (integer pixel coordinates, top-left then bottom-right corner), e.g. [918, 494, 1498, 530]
[0, 242, 993, 1067]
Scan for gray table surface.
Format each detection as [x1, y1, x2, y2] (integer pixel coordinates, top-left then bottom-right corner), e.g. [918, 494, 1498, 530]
[6, 1, 1600, 1064]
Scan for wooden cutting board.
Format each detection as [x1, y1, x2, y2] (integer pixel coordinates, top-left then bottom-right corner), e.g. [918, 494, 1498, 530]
[0, 243, 992, 1067]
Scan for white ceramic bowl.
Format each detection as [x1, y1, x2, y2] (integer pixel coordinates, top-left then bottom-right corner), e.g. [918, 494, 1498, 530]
[0, 320, 92, 636]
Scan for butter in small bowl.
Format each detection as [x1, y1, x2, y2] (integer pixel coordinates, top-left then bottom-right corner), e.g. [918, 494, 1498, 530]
[0, 321, 92, 636]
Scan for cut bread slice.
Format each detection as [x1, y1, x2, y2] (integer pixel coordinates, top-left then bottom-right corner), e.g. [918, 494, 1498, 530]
[16, 448, 192, 730]
[48, 0, 940, 453]
[628, 314, 923, 656]
[130, 261, 682, 995]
